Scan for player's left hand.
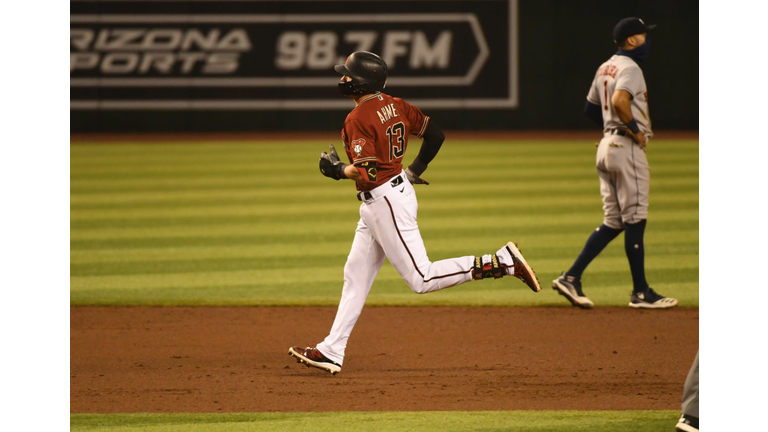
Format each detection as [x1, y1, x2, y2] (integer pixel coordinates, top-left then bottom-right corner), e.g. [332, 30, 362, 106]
[319, 144, 347, 180]
[405, 167, 429, 185]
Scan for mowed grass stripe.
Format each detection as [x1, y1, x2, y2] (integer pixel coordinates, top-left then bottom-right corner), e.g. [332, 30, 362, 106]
[70, 213, 697, 245]
[70, 210, 698, 246]
[70, 237, 698, 276]
[70, 178, 697, 210]
[69, 206, 695, 231]
[70, 140, 593, 163]
[70, 140, 698, 306]
[70, 140, 332, 158]
[70, 140, 696, 171]
[69, 146, 696, 175]
[70, 229, 698, 265]
[71, 282, 701, 307]
[70, 194, 696, 222]
[71, 245, 700, 276]
[70, 166, 698, 194]
[71, 261, 698, 293]
[70, 163, 697, 185]
[71, 267, 699, 306]
[70, 409, 682, 432]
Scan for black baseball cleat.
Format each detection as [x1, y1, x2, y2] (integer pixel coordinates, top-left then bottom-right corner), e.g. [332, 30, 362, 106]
[497, 242, 541, 292]
[288, 346, 341, 375]
[675, 413, 699, 432]
[629, 287, 678, 309]
[552, 272, 594, 309]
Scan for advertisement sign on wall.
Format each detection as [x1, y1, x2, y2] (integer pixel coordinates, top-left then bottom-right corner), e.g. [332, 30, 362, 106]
[70, 0, 518, 110]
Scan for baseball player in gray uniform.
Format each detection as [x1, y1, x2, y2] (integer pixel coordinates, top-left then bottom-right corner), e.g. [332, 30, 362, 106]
[552, 17, 678, 309]
[676, 351, 699, 431]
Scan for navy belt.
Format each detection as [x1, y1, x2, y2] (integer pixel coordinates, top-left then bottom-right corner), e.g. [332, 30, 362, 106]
[611, 129, 629, 136]
[357, 175, 404, 201]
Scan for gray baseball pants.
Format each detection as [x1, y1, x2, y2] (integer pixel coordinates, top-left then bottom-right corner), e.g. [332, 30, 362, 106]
[681, 350, 699, 418]
[596, 133, 650, 229]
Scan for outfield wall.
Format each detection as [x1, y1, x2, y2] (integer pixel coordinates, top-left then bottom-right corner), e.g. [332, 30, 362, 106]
[70, 0, 698, 132]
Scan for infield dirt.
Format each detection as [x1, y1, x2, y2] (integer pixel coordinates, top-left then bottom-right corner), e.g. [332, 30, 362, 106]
[70, 306, 698, 413]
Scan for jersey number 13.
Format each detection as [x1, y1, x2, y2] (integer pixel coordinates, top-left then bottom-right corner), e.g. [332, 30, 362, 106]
[386, 122, 405, 162]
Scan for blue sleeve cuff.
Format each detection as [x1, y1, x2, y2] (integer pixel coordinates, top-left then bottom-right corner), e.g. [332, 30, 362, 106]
[584, 100, 603, 126]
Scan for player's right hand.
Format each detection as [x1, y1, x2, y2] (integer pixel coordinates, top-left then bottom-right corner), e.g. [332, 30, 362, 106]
[321, 144, 342, 166]
[319, 144, 347, 180]
[628, 131, 647, 150]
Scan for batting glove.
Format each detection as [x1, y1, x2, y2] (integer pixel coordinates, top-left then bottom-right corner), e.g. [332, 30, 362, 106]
[319, 144, 347, 180]
[405, 167, 429, 185]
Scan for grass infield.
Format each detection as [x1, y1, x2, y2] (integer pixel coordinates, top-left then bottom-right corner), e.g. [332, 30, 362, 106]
[70, 410, 681, 431]
[70, 140, 698, 307]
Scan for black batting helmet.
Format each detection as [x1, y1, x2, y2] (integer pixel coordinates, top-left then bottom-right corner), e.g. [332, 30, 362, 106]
[334, 51, 388, 96]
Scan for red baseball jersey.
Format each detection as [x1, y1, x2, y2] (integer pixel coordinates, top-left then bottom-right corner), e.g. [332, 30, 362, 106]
[341, 92, 430, 192]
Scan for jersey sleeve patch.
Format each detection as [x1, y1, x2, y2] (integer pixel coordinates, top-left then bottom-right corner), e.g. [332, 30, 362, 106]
[351, 138, 367, 158]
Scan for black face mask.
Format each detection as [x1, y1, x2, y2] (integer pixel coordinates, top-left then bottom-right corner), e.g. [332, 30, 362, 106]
[338, 81, 359, 96]
[617, 38, 650, 64]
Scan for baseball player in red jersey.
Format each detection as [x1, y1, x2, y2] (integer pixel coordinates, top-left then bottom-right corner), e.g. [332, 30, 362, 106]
[289, 51, 541, 375]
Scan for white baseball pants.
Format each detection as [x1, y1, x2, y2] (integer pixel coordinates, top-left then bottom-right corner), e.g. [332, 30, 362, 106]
[316, 172, 475, 364]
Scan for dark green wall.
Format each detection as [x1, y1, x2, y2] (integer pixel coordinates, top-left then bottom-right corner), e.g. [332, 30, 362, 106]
[506, 0, 698, 130]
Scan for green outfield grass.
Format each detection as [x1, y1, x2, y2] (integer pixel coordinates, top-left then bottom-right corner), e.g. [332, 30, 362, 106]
[71, 410, 680, 432]
[70, 139, 698, 307]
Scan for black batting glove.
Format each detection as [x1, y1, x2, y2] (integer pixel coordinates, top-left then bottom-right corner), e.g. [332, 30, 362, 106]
[319, 144, 348, 180]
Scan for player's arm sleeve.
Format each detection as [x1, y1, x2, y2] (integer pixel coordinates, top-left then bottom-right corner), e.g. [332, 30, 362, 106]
[404, 100, 431, 138]
[400, 100, 443, 175]
[584, 74, 603, 126]
[346, 120, 379, 184]
[408, 122, 444, 176]
[615, 66, 644, 99]
[586, 75, 601, 105]
[584, 100, 603, 126]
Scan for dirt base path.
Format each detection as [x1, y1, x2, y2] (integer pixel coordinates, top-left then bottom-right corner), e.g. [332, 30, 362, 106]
[71, 306, 698, 413]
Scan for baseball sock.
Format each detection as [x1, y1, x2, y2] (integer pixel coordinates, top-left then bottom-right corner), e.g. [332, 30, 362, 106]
[567, 224, 622, 279]
[472, 254, 504, 280]
[624, 220, 649, 294]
